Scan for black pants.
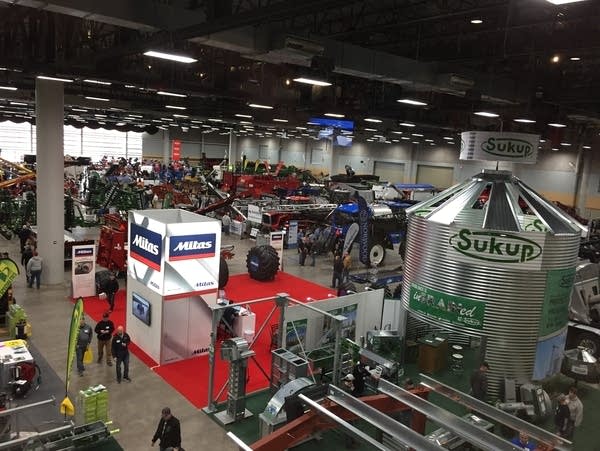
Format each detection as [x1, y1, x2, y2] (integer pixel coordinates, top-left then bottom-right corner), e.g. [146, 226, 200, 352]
[107, 292, 115, 311]
[115, 353, 129, 381]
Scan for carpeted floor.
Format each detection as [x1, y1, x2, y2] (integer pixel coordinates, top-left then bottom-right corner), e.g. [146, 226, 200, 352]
[78, 272, 335, 408]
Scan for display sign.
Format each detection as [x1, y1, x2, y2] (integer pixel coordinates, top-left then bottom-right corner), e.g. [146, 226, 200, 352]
[230, 220, 243, 236]
[247, 205, 262, 224]
[409, 283, 485, 330]
[308, 117, 354, 130]
[172, 139, 181, 161]
[539, 268, 576, 337]
[130, 223, 163, 271]
[287, 221, 298, 248]
[460, 131, 539, 163]
[0, 258, 19, 298]
[357, 195, 369, 265]
[72, 244, 96, 298]
[168, 233, 217, 261]
[448, 226, 546, 270]
[270, 231, 285, 271]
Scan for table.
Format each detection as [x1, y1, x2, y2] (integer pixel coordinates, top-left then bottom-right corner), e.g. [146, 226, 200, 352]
[0, 339, 34, 387]
[417, 335, 448, 374]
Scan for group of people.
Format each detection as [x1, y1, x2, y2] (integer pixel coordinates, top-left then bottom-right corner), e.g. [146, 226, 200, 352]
[554, 386, 584, 439]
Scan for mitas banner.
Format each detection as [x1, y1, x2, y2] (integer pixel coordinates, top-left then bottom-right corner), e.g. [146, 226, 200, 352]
[460, 131, 540, 163]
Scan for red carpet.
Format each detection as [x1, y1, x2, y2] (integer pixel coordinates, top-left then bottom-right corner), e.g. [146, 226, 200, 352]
[78, 272, 335, 408]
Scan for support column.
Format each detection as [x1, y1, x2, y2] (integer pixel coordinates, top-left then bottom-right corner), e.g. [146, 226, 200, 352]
[162, 129, 170, 165]
[35, 79, 65, 285]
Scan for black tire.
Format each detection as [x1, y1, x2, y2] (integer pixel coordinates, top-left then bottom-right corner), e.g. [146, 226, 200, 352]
[338, 281, 357, 296]
[219, 257, 229, 289]
[575, 331, 600, 357]
[392, 283, 403, 299]
[368, 242, 386, 267]
[246, 245, 279, 281]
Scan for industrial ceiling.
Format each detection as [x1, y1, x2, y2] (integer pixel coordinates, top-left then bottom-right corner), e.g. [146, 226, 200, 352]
[0, 0, 598, 149]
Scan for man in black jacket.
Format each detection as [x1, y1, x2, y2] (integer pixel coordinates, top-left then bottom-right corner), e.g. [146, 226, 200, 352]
[470, 362, 489, 401]
[151, 407, 181, 451]
[76, 317, 93, 376]
[111, 325, 131, 383]
[105, 273, 119, 312]
[94, 312, 114, 366]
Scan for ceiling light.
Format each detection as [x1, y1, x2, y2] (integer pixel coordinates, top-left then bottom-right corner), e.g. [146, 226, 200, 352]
[364, 118, 382, 123]
[552, 148, 559, 151]
[85, 96, 109, 102]
[160, 117, 174, 121]
[143, 50, 197, 64]
[551, 55, 560, 63]
[412, 141, 420, 144]
[412, 133, 424, 137]
[9, 102, 27, 106]
[0, 86, 17, 91]
[235, 114, 252, 118]
[37, 75, 73, 83]
[296, 126, 307, 130]
[157, 91, 187, 98]
[366, 139, 374, 142]
[540, 139, 546, 143]
[292, 77, 332, 87]
[364, 128, 377, 132]
[549, 122, 567, 127]
[94, 114, 107, 118]
[125, 84, 136, 89]
[401, 137, 410, 140]
[127, 114, 143, 118]
[583, 145, 591, 149]
[84, 79, 112, 86]
[248, 103, 273, 109]
[208, 118, 223, 122]
[470, 19, 483, 24]
[239, 121, 252, 125]
[325, 113, 345, 118]
[165, 105, 186, 110]
[425, 139, 434, 142]
[397, 99, 428, 106]
[514, 118, 536, 123]
[391, 131, 403, 135]
[116, 122, 126, 126]
[173, 114, 189, 118]
[474, 111, 499, 118]
[399, 122, 416, 127]
[545, 0, 588, 5]
[443, 136, 454, 140]
[72, 108, 88, 112]
[273, 118, 288, 123]
[560, 142, 571, 146]
[570, 57, 581, 61]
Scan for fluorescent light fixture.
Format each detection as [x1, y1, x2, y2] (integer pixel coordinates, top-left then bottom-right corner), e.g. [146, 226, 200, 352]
[570, 57, 581, 61]
[401, 137, 410, 140]
[292, 77, 332, 87]
[545, 0, 588, 4]
[160, 117, 174, 121]
[127, 114, 143, 118]
[364, 118, 382, 123]
[235, 114, 252, 118]
[324, 113, 345, 118]
[399, 122, 416, 127]
[551, 55, 560, 63]
[412, 141, 420, 144]
[391, 131, 403, 135]
[70, 108, 87, 113]
[37, 75, 73, 83]
[296, 126, 307, 130]
[0, 86, 17, 91]
[549, 122, 567, 127]
[125, 84, 136, 89]
[157, 91, 187, 98]
[83, 79, 112, 86]
[560, 142, 571, 146]
[208, 118, 223, 122]
[412, 133, 424, 137]
[173, 114, 189, 118]
[540, 139, 546, 143]
[94, 114, 107, 118]
[397, 99, 428, 106]
[273, 118, 288, 123]
[144, 50, 197, 64]
[514, 118, 536, 123]
[116, 122, 126, 126]
[583, 145, 591, 149]
[85, 96, 109, 102]
[552, 148, 559, 151]
[248, 103, 273, 109]
[165, 105, 186, 110]
[10, 102, 27, 106]
[425, 139, 434, 142]
[443, 136, 454, 140]
[474, 111, 499, 118]
[470, 19, 483, 24]
[364, 128, 377, 132]
[239, 121, 252, 125]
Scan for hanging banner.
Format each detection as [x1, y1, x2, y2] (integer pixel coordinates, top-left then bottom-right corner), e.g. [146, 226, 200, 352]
[72, 245, 96, 298]
[61, 297, 84, 416]
[356, 194, 370, 265]
[0, 258, 19, 298]
[287, 221, 299, 248]
[172, 139, 181, 161]
[460, 131, 540, 163]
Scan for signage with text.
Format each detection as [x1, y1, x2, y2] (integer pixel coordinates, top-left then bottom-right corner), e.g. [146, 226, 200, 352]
[169, 233, 217, 261]
[130, 223, 163, 271]
[172, 139, 181, 161]
[460, 131, 539, 163]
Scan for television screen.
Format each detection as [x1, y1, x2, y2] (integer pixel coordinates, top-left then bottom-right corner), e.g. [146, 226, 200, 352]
[132, 292, 151, 326]
[308, 117, 354, 131]
[336, 135, 353, 147]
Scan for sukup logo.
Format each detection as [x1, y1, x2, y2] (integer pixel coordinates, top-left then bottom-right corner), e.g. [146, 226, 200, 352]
[130, 224, 162, 271]
[481, 137, 533, 158]
[169, 233, 216, 261]
[449, 229, 542, 264]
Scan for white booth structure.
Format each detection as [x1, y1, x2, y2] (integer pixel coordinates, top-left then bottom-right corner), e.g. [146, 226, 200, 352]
[126, 209, 221, 364]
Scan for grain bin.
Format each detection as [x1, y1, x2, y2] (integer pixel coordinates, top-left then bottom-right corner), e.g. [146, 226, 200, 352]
[401, 169, 583, 398]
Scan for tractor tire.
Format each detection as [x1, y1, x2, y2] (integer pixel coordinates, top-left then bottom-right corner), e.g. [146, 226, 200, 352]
[392, 283, 403, 299]
[338, 281, 357, 296]
[219, 257, 229, 289]
[246, 245, 279, 281]
[575, 331, 600, 357]
[368, 242, 386, 267]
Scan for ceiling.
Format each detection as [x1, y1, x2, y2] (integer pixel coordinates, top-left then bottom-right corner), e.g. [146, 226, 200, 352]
[0, 0, 599, 149]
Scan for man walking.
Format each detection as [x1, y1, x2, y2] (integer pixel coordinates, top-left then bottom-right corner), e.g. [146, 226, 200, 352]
[470, 362, 490, 402]
[94, 312, 115, 366]
[566, 385, 583, 438]
[221, 211, 231, 236]
[76, 317, 93, 376]
[151, 407, 181, 451]
[111, 325, 131, 383]
[26, 251, 43, 289]
[105, 273, 119, 312]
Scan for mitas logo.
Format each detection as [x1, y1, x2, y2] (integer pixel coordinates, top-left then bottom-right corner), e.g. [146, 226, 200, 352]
[169, 233, 217, 261]
[132, 235, 160, 255]
[481, 137, 534, 158]
[173, 240, 213, 252]
[449, 229, 542, 264]
[129, 224, 162, 271]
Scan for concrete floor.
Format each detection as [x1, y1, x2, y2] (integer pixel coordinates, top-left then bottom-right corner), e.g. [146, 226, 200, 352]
[4, 228, 398, 450]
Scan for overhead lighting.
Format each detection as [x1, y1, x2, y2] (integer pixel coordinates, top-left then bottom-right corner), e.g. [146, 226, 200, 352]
[401, 137, 410, 140]
[273, 118, 288, 123]
[443, 136, 454, 140]
[548, 122, 567, 127]
[545, 0, 588, 5]
[248, 103, 273, 109]
[412, 141, 420, 144]
[324, 113, 345, 118]
[412, 133, 424, 137]
[570, 57, 581, 61]
[296, 126, 307, 130]
[83, 79, 112, 86]
[143, 50, 197, 64]
[583, 145, 592, 149]
[514, 118, 536, 123]
[399, 122, 416, 127]
[157, 91, 187, 98]
[9, 102, 27, 106]
[173, 114, 189, 118]
[239, 121, 252, 125]
[125, 84, 136, 89]
[72, 108, 88, 112]
[37, 75, 73, 83]
[540, 139, 546, 143]
[397, 99, 428, 106]
[94, 114, 107, 118]
[208, 118, 223, 122]
[127, 114, 143, 118]
[425, 139, 434, 142]
[165, 105, 186, 110]
[364, 118, 382, 123]
[560, 142, 571, 146]
[292, 77, 332, 87]
[474, 111, 499, 118]
[235, 114, 252, 119]
[364, 128, 377, 132]
[552, 148, 560, 151]
[551, 55, 560, 63]
[0, 86, 17, 91]
[391, 131, 403, 135]
[85, 96, 109, 102]
[470, 18, 483, 24]
[160, 117, 174, 121]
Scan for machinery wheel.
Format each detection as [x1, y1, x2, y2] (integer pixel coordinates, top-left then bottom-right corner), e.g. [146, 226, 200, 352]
[575, 332, 600, 357]
[338, 281, 357, 296]
[219, 257, 229, 289]
[368, 242, 386, 267]
[392, 283, 403, 299]
[246, 245, 279, 281]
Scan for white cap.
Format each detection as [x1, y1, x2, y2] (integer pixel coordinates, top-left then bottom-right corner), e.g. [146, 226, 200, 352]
[343, 374, 355, 381]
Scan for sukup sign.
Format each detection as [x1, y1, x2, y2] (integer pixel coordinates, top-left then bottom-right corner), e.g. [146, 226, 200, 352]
[481, 137, 533, 158]
[449, 228, 545, 269]
[460, 131, 539, 164]
[130, 223, 163, 271]
[169, 233, 216, 261]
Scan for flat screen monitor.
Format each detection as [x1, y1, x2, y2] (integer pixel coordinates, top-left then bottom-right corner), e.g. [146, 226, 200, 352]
[335, 135, 353, 147]
[132, 292, 151, 326]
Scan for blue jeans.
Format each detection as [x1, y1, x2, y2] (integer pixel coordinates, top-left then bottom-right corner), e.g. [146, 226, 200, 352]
[28, 270, 41, 288]
[115, 353, 129, 381]
[76, 346, 86, 373]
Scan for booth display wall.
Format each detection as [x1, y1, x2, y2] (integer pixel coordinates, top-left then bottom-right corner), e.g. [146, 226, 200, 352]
[127, 278, 163, 362]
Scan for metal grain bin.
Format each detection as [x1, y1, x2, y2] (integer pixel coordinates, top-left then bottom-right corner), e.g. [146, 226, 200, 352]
[401, 169, 583, 398]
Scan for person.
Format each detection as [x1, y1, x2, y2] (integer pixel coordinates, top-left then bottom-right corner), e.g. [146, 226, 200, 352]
[21, 242, 33, 267]
[76, 316, 93, 376]
[566, 385, 583, 438]
[555, 394, 571, 437]
[26, 251, 43, 289]
[331, 252, 344, 288]
[298, 235, 308, 266]
[221, 211, 231, 236]
[342, 252, 352, 282]
[470, 362, 489, 402]
[94, 311, 115, 366]
[151, 407, 181, 451]
[105, 273, 119, 312]
[111, 325, 131, 383]
[18, 224, 31, 252]
[510, 431, 535, 450]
